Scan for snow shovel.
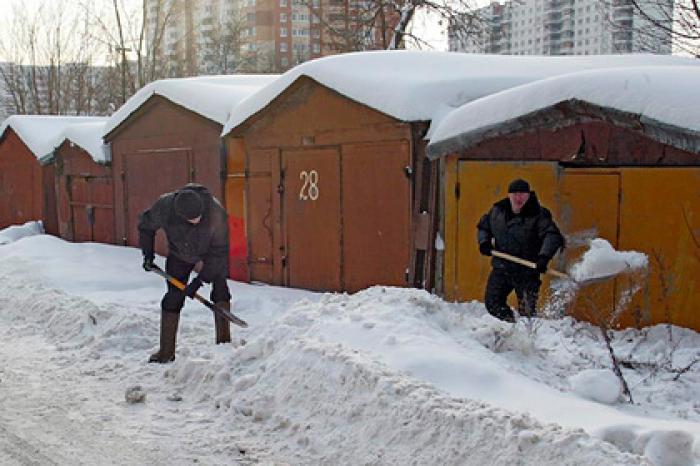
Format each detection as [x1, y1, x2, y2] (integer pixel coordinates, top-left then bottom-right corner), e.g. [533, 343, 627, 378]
[149, 264, 249, 328]
[491, 250, 616, 285]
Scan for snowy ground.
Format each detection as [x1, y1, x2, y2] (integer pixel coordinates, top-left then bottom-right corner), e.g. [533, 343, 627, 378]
[0, 229, 698, 465]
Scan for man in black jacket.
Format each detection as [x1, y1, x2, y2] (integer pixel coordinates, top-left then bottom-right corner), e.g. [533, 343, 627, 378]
[477, 178, 564, 322]
[139, 183, 231, 363]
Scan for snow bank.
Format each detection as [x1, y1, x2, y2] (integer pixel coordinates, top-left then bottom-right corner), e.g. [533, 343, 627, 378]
[222, 51, 698, 137]
[570, 238, 648, 283]
[0, 221, 44, 245]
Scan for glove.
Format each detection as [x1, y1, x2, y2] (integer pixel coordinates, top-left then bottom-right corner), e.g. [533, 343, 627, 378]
[184, 277, 203, 298]
[142, 254, 155, 272]
[535, 255, 550, 274]
[479, 241, 493, 257]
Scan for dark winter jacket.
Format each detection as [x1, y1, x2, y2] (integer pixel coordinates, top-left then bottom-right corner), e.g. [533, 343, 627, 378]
[138, 184, 229, 283]
[477, 192, 564, 271]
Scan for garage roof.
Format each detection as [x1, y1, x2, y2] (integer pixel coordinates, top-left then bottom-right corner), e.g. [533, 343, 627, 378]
[427, 66, 700, 159]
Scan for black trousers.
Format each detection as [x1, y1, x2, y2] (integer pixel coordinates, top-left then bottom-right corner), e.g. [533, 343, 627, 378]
[161, 255, 231, 313]
[485, 268, 541, 320]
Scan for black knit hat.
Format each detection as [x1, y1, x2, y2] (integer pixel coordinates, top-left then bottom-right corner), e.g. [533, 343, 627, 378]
[508, 178, 531, 193]
[174, 189, 203, 220]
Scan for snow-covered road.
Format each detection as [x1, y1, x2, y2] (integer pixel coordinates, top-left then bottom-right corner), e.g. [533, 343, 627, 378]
[0, 322, 284, 465]
[0, 231, 698, 465]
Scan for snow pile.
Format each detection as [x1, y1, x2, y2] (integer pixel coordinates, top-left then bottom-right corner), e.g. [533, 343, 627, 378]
[570, 238, 649, 283]
[569, 369, 622, 404]
[45, 119, 109, 163]
[0, 236, 698, 465]
[0, 221, 44, 245]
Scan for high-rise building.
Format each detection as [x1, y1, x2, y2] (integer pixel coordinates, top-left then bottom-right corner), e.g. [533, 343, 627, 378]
[448, 0, 672, 56]
[145, 0, 240, 76]
[238, 0, 400, 71]
[147, 0, 399, 74]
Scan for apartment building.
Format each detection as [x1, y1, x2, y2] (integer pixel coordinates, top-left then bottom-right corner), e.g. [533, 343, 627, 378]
[241, 0, 400, 70]
[449, 0, 672, 56]
[146, 0, 240, 75]
[147, 0, 398, 73]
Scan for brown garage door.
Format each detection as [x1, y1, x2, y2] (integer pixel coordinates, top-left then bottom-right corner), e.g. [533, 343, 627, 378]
[123, 150, 191, 250]
[342, 141, 411, 292]
[69, 175, 114, 243]
[282, 148, 341, 291]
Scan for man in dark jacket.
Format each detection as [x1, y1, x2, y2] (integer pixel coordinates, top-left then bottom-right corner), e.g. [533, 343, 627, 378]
[477, 178, 564, 322]
[139, 183, 231, 363]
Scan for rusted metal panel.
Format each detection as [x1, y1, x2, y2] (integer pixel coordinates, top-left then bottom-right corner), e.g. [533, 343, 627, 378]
[0, 129, 49, 230]
[282, 148, 341, 291]
[107, 97, 225, 251]
[342, 141, 411, 292]
[460, 121, 699, 166]
[123, 149, 191, 255]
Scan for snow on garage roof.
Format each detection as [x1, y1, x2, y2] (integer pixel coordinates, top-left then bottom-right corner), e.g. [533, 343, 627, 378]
[103, 74, 279, 138]
[426, 66, 700, 159]
[221, 50, 698, 136]
[42, 119, 110, 165]
[0, 115, 106, 161]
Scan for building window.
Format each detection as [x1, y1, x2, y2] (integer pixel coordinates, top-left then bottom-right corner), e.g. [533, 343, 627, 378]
[280, 42, 288, 52]
[313, 43, 320, 53]
[280, 0, 287, 6]
[280, 27, 288, 37]
[280, 12, 287, 22]
[281, 56, 289, 66]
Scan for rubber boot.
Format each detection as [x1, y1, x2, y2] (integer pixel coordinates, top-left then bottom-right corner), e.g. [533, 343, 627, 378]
[214, 301, 231, 344]
[149, 310, 180, 363]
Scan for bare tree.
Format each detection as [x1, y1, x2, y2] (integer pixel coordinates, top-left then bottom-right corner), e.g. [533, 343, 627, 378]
[301, 0, 484, 53]
[0, 0, 105, 116]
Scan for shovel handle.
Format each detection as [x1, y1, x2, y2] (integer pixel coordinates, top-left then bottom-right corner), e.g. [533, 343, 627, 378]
[147, 264, 249, 328]
[491, 250, 569, 280]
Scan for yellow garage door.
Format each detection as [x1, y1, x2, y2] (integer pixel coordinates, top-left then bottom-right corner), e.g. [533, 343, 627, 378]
[559, 172, 620, 324]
